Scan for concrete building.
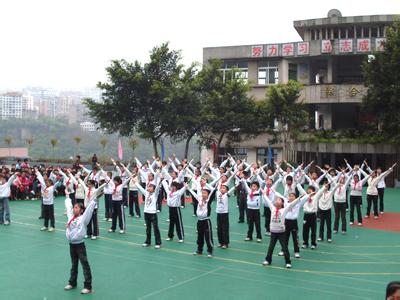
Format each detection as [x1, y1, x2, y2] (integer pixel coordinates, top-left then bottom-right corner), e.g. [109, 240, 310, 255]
[0, 92, 37, 120]
[201, 9, 399, 183]
[80, 121, 97, 132]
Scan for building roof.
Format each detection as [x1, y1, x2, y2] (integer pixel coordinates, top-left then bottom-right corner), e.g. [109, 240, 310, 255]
[294, 9, 397, 39]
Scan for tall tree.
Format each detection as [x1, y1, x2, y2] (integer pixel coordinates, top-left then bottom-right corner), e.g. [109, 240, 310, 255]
[4, 136, 12, 157]
[50, 138, 59, 159]
[166, 64, 205, 158]
[84, 43, 182, 157]
[73, 136, 81, 154]
[362, 21, 400, 138]
[199, 60, 261, 159]
[262, 80, 308, 160]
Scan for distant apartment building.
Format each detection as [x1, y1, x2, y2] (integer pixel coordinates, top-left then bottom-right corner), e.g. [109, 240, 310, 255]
[80, 121, 97, 132]
[0, 92, 38, 120]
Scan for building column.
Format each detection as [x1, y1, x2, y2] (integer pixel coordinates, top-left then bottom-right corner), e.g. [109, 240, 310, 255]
[278, 59, 289, 84]
[327, 57, 333, 83]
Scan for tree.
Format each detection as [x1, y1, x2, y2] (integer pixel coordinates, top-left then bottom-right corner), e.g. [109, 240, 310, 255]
[25, 137, 34, 154]
[262, 80, 308, 160]
[128, 138, 138, 156]
[73, 136, 81, 154]
[362, 21, 400, 139]
[4, 136, 12, 157]
[99, 137, 108, 151]
[84, 43, 182, 157]
[165, 63, 205, 158]
[199, 60, 261, 159]
[50, 138, 58, 159]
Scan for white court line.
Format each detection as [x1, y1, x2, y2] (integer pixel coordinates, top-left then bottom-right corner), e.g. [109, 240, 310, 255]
[137, 267, 224, 300]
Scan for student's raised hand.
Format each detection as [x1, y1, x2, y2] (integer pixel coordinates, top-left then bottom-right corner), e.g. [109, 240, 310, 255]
[391, 163, 397, 169]
[184, 182, 189, 188]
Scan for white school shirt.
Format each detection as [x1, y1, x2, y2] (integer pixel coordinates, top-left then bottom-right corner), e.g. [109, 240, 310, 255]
[37, 172, 55, 205]
[0, 175, 16, 197]
[215, 188, 235, 214]
[65, 197, 96, 244]
[162, 181, 186, 207]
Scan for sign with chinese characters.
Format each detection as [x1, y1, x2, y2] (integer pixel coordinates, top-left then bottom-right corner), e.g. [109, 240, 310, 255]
[266, 44, 279, 57]
[349, 86, 360, 97]
[339, 39, 353, 53]
[251, 45, 263, 57]
[357, 39, 371, 52]
[321, 40, 333, 53]
[282, 43, 294, 56]
[297, 42, 309, 56]
[324, 86, 335, 97]
[375, 38, 386, 52]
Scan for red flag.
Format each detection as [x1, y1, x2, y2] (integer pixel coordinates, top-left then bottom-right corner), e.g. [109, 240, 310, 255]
[118, 138, 123, 160]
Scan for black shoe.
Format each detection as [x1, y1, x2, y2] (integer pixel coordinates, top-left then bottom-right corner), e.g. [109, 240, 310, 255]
[238, 220, 244, 223]
[38, 216, 43, 219]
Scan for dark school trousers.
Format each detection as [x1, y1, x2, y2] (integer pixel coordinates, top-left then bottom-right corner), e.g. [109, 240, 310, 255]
[302, 213, 317, 247]
[197, 219, 213, 254]
[319, 208, 332, 240]
[247, 209, 261, 240]
[377, 188, 385, 212]
[43, 204, 55, 228]
[69, 242, 92, 290]
[217, 213, 229, 246]
[111, 200, 125, 230]
[366, 194, 378, 217]
[264, 206, 271, 232]
[168, 206, 184, 240]
[349, 195, 362, 224]
[104, 194, 113, 219]
[283, 219, 300, 253]
[265, 232, 291, 264]
[87, 208, 99, 237]
[144, 212, 161, 245]
[129, 190, 140, 217]
[333, 202, 347, 232]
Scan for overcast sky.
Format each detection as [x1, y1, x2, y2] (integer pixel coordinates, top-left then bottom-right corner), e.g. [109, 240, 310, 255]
[0, 0, 399, 90]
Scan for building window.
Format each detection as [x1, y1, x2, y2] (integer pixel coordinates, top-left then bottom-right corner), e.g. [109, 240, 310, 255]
[220, 61, 248, 83]
[348, 27, 354, 38]
[371, 27, 378, 38]
[218, 147, 247, 162]
[256, 148, 275, 165]
[288, 64, 298, 81]
[258, 61, 278, 85]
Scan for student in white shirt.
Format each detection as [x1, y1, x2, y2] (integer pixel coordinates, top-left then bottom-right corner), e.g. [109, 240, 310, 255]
[108, 173, 131, 234]
[36, 168, 56, 232]
[135, 178, 162, 248]
[215, 184, 235, 249]
[262, 177, 281, 236]
[316, 181, 340, 242]
[240, 178, 262, 242]
[128, 166, 140, 218]
[349, 171, 370, 226]
[333, 172, 352, 234]
[0, 172, 17, 225]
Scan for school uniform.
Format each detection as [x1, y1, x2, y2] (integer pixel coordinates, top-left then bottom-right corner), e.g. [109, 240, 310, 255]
[241, 179, 262, 240]
[333, 176, 352, 232]
[110, 179, 130, 231]
[162, 181, 186, 240]
[316, 184, 339, 241]
[349, 175, 369, 224]
[366, 169, 392, 217]
[0, 174, 16, 224]
[36, 172, 55, 228]
[137, 183, 161, 246]
[128, 177, 140, 217]
[215, 187, 235, 247]
[102, 174, 115, 220]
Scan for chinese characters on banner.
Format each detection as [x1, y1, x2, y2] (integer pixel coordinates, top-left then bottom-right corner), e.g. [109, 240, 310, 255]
[266, 44, 279, 57]
[297, 42, 309, 56]
[251, 45, 263, 57]
[321, 40, 333, 53]
[339, 39, 353, 53]
[357, 39, 371, 52]
[375, 38, 386, 51]
[282, 43, 294, 56]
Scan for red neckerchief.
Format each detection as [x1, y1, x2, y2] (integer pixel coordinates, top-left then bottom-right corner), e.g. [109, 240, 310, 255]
[275, 208, 280, 221]
[88, 187, 92, 199]
[169, 190, 174, 197]
[266, 187, 271, 196]
[250, 190, 254, 200]
[308, 195, 313, 203]
[67, 215, 78, 227]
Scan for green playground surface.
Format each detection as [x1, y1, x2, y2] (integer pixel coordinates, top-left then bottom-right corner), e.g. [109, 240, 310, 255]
[1, 189, 400, 300]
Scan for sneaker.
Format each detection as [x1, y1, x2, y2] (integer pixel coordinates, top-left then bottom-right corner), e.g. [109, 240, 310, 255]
[311, 245, 316, 250]
[108, 229, 115, 233]
[107, 218, 112, 222]
[217, 244, 222, 248]
[135, 215, 140, 219]
[244, 237, 252, 241]
[180, 206, 184, 209]
[380, 211, 384, 215]
[374, 216, 378, 219]
[165, 237, 172, 241]
[193, 251, 202, 255]
[48, 227, 55, 232]
[262, 261, 270, 266]
[4, 220, 10, 226]
[317, 237, 322, 241]
[178, 240, 184, 243]
[154, 245, 161, 249]
[285, 264, 292, 269]
[64, 284, 75, 290]
[256, 238, 262, 243]
[221, 245, 227, 249]
[91, 236, 97, 240]
[103, 218, 108, 221]
[128, 214, 133, 217]
[207, 253, 213, 258]
[301, 244, 308, 249]
[358, 223, 363, 226]
[119, 230, 125, 234]
[142, 243, 150, 247]
[364, 215, 370, 219]
[192, 214, 196, 217]
[85, 235, 89, 239]
[327, 239, 332, 243]
[333, 230, 338, 234]
[265, 231, 271, 236]
[40, 227, 48, 231]
[278, 251, 284, 256]
[349, 222, 354, 225]
[342, 231, 346, 235]
[294, 252, 301, 258]
[346, 209, 349, 212]
[81, 288, 92, 294]
[166, 219, 170, 222]
[156, 210, 160, 213]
